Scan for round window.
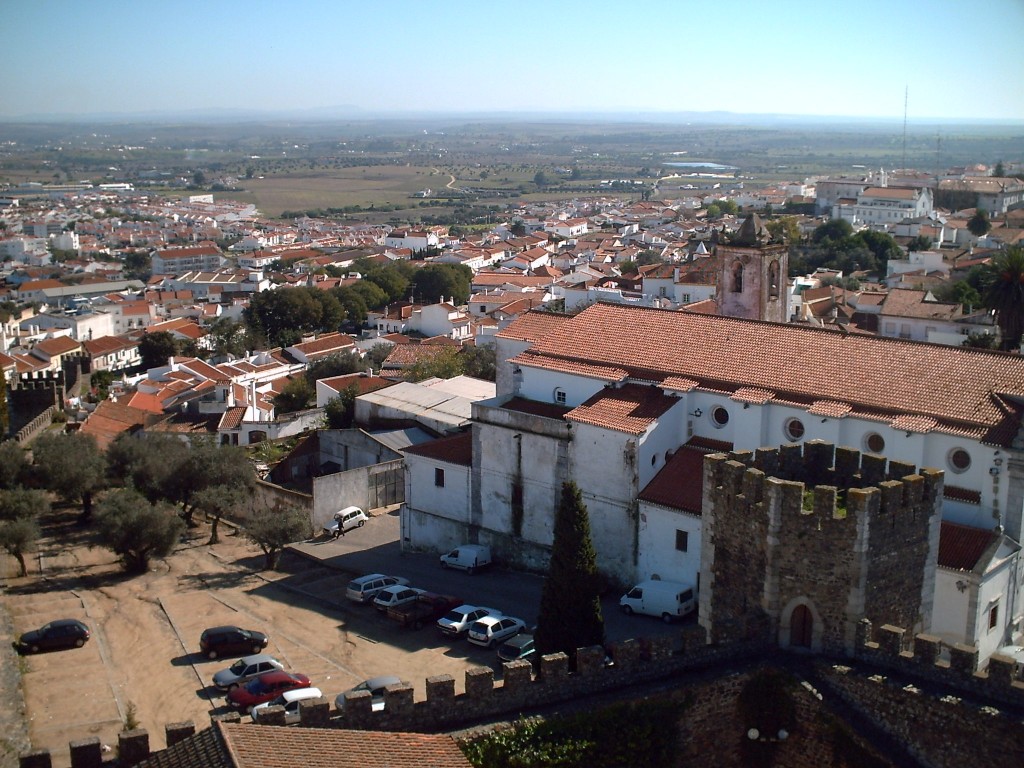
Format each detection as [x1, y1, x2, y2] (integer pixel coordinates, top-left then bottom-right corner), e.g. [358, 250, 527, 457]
[948, 448, 971, 473]
[784, 418, 805, 441]
[712, 406, 729, 427]
[864, 433, 885, 454]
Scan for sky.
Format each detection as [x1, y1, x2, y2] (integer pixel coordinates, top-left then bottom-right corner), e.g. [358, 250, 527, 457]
[2, 0, 1023, 122]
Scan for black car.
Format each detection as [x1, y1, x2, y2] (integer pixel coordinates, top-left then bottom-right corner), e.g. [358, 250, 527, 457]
[199, 626, 269, 660]
[17, 619, 91, 654]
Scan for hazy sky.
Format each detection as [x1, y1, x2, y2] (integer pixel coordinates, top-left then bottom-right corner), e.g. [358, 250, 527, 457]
[2, 0, 1023, 121]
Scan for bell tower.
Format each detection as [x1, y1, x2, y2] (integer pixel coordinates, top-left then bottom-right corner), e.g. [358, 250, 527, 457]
[716, 214, 789, 323]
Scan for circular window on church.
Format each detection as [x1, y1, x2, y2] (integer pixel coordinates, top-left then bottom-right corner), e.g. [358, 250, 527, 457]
[948, 448, 971, 473]
[711, 406, 730, 428]
[864, 433, 885, 454]
[784, 418, 805, 441]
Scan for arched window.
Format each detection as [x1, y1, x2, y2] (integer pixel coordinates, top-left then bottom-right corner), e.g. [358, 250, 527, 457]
[768, 260, 780, 298]
[731, 261, 743, 292]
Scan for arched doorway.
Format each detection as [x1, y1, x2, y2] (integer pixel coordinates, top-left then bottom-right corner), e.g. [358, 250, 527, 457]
[790, 604, 813, 648]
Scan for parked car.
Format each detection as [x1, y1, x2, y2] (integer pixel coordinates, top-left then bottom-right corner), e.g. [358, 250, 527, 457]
[227, 671, 312, 713]
[212, 654, 285, 690]
[467, 615, 526, 648]
[497, 633, 536, 663]
[387, 593, 462, 630]
[251, 687, 323, 724]
[436, 605, 502, 638]
[16, 619, 90, 654]
[372, 585, 425, 612]
[345, 574, 409, 604]
[200, 625, 269, 660]
[322, 506, 368, 538]
[334, 675, 405, 712]
[439, 544, 492, 574]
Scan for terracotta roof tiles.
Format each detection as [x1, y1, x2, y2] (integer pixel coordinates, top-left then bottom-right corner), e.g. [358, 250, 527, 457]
[938, 521, 998, 572]
[566, 383, 679, 435]
[638, 445, 710, 513]
[510, 303, 1024, 448]
[404, 430, 473, 465]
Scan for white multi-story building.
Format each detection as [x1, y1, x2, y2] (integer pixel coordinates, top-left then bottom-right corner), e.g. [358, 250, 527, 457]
[833, 186, 934, 227]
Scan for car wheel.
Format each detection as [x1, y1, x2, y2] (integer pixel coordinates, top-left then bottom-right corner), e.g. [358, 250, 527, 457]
[29, 644, 39, 654]
[440, 561, 448, 569]
[228, 682, 239, 691]
[74, 638, 85, 648]
[207, 649, 218, 660]
[467, 566, 475, 575]
[357, 520, 364, 528]
[661, 613, 673, 624]
[251, 645, 262, 654]
[621, 605, 633, 616]
[246, 705, 254, 714]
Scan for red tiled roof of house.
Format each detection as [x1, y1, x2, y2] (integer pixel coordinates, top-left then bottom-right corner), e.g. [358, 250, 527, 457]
[318, 373, 394, 397]
[567, 382, 679, 435]
[33, 336, 82, 358]
[290, 332, 357, 358]
[212, 722, 472, 768]
[638, 445, 710, 514]
[404, 430, 473, 465]
[124, 391, 165, 414]
[505, 302, 1024, 447]
[79, 401, 152, 450]
[880, 289, 961, 320]
[501, 397, 572, 420]
[681, 298, 718, 315]
[938, 521, 998, 571]
[218, 406, 247, 430]
[83, 335, 137, 357]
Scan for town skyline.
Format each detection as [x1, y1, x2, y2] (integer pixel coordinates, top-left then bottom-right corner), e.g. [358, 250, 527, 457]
[3, 0, 1024, 123]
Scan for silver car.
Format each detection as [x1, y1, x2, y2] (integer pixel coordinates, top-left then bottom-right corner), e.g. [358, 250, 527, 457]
[345, 574, 409, 604]
[212, 653, 284, 690]
[334, 675, 404, 712]
[436, 604, 502, 638]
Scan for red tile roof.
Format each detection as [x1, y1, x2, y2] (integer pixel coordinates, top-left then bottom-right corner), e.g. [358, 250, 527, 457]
[219, 723, 472, 768]
[504, 303, 1024, 447]
[938, 521, 998, 571]
[404, 430, 473, 465]
[567, 383, 679, 435]
[501, 397, 573, 420]
[494, 310, 570, 343]
[638, 445, 710, 513]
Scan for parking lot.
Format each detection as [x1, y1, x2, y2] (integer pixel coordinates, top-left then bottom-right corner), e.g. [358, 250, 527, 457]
[3, 506, 683, 767]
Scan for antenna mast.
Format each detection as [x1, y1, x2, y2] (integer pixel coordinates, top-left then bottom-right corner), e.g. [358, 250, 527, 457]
[902, 86, 908, 172]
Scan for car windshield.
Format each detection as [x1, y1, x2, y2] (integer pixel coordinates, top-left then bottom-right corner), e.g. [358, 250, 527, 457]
[469, 621, 486, 633]
[229, 659, 248, 674]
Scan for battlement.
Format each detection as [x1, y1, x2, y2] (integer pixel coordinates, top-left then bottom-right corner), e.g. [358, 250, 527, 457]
[21, 621, 1022, 768]
[850, 619, 1024, 708]
[705, 440, 943, 517]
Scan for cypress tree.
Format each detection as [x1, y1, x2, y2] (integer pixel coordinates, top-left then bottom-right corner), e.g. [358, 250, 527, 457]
[534, 481, 605, 658]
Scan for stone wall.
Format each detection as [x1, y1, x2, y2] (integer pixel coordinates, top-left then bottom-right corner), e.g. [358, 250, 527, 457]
[21, 620, 1024, 768]
[701, 442, 942, 655]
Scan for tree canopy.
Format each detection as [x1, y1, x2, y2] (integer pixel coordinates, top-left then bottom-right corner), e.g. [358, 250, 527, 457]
[0, 441, 28, 489]
[409, 263, 472, 305]
[534, 482, 605, 659]
[968, 209, 992, 237]
[139, 331, 178, 370]
[982, 246, 1024, 350]
[244, 286, 343, 346]
[31, 432, 106, 521]
[245, 503, 314, 570]
[94, 488, 185, 573]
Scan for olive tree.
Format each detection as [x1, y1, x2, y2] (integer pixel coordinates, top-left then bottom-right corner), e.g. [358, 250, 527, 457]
[31, 432, 106, 522]
[245, 503, 313, 570]
[94, 488, 185, 573]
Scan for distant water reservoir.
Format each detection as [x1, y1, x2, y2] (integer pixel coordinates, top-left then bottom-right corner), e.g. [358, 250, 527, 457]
[663, 161, 739, 171]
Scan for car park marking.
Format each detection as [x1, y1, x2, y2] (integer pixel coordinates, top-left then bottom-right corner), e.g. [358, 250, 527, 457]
[76, 593, 128, 723]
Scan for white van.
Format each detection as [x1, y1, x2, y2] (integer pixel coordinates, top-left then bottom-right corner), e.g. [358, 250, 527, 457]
[619, 579, 696, 623]
[439, 544, 492, 574]
[323, 506, 368, 538]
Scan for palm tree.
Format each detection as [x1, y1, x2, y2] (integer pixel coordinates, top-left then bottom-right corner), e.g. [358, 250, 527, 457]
[983, 246, 1024, 351]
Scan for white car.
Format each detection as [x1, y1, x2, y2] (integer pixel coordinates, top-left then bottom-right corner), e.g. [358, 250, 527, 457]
[345, 574, 409, 604]
[436, 605, 502, 638]
[467, 615, 526, 648]
[322, 506, 368, 538]
[251, 686, 323, 724]
[372, 585, 425, 612]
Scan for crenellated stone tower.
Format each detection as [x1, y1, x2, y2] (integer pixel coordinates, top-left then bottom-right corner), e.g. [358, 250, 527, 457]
[715, 213, 789, 323]
[699, 440, 943, 656]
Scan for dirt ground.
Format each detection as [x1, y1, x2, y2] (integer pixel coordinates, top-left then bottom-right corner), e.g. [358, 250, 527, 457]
[0, 507, 490, 768]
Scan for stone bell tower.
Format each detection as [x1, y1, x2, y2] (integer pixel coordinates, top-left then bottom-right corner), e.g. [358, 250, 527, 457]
[716, 214, 789, 323]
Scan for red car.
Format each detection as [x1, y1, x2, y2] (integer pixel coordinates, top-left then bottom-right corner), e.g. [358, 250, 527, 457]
[227, 671, 312, 713]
